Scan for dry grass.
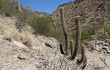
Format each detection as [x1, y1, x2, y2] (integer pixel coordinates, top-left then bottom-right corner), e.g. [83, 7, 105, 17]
[19, 31, 34, 47]
[4, 28, 19, 40]
[4, 28, 34, 47]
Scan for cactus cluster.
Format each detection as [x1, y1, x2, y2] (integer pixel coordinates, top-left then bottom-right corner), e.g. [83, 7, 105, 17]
[59, 7, 87, 70]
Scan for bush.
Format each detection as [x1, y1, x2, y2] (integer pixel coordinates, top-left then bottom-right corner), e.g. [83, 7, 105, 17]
[71, 32, 94, 42]
[29, 16, 56, 37]
[0, 0, 18, 16]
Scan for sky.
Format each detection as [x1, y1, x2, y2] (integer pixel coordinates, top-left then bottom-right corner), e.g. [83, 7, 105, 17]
[20, 0, 75, 14]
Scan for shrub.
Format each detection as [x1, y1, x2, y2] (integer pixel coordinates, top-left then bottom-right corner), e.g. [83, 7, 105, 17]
[0, 0, 18, 16]
[29, 16, 56, 37]
[71, 32, 94, 43]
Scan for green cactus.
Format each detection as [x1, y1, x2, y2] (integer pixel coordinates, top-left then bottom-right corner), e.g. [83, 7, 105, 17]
[77, 45, 86, 65]
[69, 40, 73, 56]
[59, 7, 87, 69]
[71, 18, 81, 60]
[60, 8, 69, 54]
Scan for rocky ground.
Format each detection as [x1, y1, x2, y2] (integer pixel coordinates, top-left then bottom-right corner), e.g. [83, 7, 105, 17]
[0, 16, 110, 70]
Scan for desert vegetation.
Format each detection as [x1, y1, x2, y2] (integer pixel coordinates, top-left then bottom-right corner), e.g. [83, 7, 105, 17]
[0, 0, 110, 70]
[59, 8, 87, 70]
[0, 0, 56, 37]
[29, 16, 56, 37]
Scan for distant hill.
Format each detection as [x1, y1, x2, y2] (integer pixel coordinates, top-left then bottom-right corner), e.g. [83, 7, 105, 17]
[34, 11, 49, 17]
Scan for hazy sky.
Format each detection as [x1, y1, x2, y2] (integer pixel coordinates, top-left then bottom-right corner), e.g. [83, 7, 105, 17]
[20, 0, 75, 14]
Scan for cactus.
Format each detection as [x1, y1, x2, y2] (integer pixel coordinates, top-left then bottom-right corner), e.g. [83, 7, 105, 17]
[71, 18, 81, 60]
[69, 40, 73, 56]
[82, 57, 87, 70]
[77, 45, 86, 65]
[60, 43, 65, 54]
[60, 8, 69, 54]
[59, 7, 87, 69]
[17, 0, 21, 12]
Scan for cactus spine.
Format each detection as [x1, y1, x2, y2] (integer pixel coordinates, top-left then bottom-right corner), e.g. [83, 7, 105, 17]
[71, 17, 81, 60]
[60, 8, 69, 54]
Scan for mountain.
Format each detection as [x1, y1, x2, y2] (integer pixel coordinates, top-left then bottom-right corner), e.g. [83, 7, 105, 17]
[34, 11, 49, 17]
[52, 0, 110, 40]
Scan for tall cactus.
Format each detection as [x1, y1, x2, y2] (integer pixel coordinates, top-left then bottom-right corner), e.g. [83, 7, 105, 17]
[71, 17, 81, 60]
[17, 0, 21, 12]
[60, 8, 69, 54]
[59, 7, 87, 69]
[59, 7, 81, 60]
[77, 45, 86, 65]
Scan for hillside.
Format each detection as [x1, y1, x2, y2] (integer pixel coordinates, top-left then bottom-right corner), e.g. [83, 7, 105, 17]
[52, 0, 110, 40]
[0, 16, 110, 70]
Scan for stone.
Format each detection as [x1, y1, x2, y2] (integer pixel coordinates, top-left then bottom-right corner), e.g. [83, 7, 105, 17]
[17, 52, 31, 60]
[24, 64, 37, 70]
[11, 39, 27, 49]
[89, 40, 110, 54]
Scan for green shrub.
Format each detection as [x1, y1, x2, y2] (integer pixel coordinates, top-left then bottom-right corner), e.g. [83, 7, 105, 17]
[0, 0, 9, 11]
[29, 16, 56, 37]
[0, 0, 18, 16]
[71, 32, 94, 42]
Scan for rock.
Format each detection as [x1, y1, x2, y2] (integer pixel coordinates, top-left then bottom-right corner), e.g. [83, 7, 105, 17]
[1, 66, 10, 70]
[24, 64, 37, 70]
[17, 52, 31, 60]
[107, 50, 110, 54]
[45, 43, 53, 49]
[89, 40, 110, 54]
[11, 39, 27, 49]
[103, 43, 109, 46]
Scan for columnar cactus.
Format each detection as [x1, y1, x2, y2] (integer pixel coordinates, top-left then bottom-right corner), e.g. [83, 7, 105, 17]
[69, 40, 73, 56]
[60, 7, 69, 54]
[71, 17, 81, 60]
[77, 45, 86, 65]
[59, 7, 87, 69]
[17, 0, 21, 12]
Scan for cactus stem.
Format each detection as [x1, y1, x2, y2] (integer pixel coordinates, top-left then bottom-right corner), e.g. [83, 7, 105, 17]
[71, 18, 81, 60]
